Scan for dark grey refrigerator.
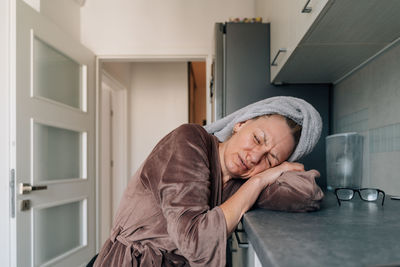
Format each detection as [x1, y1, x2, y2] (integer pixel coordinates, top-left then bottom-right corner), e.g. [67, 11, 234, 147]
[213, 22, 331, 189]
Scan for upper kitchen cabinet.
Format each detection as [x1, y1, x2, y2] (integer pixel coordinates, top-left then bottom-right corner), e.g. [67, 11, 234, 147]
[265, 0, 400, 84]
[269, 0, 330, 83]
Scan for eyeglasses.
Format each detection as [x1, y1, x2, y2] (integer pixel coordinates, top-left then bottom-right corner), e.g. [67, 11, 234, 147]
[334, 188, 385, 206]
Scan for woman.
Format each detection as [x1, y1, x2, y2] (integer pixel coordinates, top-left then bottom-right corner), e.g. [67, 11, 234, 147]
[93, 96, 324, 267]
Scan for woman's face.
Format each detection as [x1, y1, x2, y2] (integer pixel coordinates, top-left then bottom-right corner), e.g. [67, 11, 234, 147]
[220, 115, 296, 179]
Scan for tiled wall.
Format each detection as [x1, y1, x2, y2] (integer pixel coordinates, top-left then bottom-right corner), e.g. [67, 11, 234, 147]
[333, 43, 400, 195]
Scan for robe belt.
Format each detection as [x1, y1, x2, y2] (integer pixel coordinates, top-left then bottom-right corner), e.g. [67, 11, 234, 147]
[110, 227, 163, 265]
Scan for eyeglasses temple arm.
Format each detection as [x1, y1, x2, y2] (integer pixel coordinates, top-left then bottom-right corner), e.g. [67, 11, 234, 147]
[335, 195, 342, 206]
[379, 190, 385, 206]
[334, 189, 342, 206]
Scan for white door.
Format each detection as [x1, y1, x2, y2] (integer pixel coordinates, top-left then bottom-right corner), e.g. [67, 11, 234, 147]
[13, 1, 96, 266]
[99, 73, 128, 245]
[99, 83, 112, 245]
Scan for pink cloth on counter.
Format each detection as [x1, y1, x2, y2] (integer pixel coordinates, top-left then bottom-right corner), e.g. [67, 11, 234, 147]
[94, 124, 323, 267]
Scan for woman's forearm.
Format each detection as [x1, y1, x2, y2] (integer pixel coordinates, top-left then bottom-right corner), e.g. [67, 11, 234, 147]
[219, 162, 304, 235]
[219, 176, 265, 235]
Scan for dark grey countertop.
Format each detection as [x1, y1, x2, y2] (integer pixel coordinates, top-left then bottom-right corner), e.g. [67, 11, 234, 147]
[242, 192, 400, 267]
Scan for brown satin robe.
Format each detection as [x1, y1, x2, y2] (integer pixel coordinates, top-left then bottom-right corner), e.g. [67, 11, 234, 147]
[94, 124, 228, 267]
[94, 124, 324, 267]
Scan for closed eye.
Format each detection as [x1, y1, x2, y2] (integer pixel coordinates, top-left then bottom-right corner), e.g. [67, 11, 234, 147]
[266, 156, 271, 167]
[270, 153, 279, 166]
[253, 134, 260, 144]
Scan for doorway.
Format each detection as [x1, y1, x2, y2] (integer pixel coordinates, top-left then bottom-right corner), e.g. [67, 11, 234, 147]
[188, 61, 207, 126]
[100, 71, 128, 245]
[98, 57, 208, 247]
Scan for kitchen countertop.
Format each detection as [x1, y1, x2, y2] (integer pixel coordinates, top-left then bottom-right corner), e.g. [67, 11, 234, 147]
[242, 192, 400, 267]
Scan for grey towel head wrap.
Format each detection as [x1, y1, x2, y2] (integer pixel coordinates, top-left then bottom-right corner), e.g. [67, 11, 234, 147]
[204, 96, 322, 162]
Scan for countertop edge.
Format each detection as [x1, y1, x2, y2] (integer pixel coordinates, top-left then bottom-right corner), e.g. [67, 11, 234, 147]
[242, 213, 280, 267]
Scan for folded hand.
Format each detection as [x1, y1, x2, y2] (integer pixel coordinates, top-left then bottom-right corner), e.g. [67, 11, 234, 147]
[252, 161, 305, 188]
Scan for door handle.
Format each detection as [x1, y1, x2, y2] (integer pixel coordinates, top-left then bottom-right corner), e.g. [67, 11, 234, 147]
[19, 183, 47, 194]
[271, 48, 287, 66]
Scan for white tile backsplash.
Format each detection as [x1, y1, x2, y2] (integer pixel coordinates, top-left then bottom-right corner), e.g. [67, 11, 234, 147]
[369, 124, 400, 153]
[333, 42, 400, 195]
[337, 108, 368, 133]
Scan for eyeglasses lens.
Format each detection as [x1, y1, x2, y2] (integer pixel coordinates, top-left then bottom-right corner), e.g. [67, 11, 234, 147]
[360, 189, 378, 201]
[336, 189, 354, 200]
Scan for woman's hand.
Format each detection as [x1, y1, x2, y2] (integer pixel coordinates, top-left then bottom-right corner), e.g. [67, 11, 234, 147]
[252, 162, 305, 188]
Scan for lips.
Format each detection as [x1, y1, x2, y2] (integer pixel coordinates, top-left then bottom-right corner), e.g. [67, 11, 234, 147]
[238, 155, 249, 170]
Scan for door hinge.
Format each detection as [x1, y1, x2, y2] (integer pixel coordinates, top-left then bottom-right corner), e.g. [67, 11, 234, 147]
[111, 160, 114, 168]
[110, 110, 114, 117]
[10, 169, 15, 218]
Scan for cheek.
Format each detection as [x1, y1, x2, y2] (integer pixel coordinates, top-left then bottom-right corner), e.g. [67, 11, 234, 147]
[224, 149, 238, 172]
[225, 155, 236, 171]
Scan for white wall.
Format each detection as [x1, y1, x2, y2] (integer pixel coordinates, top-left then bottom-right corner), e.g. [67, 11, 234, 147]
[81, 0, 256, 56]
[129, 62, 188, 175]
[254, 0, 272, 22]
[23, 0, 257, 56]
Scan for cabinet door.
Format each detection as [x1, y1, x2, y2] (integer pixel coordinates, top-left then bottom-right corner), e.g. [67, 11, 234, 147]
[247, 242, 263, 267]
[289, 0, 330, 49]
[269, 0, 291, 82]
[270, 0, 331, 83]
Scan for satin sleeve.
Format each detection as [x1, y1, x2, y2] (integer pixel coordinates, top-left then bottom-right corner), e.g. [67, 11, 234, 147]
[156, 125, 227, 267]
[222, 170, 324, 212]
[254, 170, 324, 212]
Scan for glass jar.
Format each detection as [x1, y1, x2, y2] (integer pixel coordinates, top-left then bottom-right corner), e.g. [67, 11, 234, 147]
[326, 132, 363, 191]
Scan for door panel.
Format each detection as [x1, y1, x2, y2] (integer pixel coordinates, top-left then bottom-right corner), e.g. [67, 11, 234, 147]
[33, 199, 86, 266]
[16, 1, 96, 266]
[33, 36, 84, 110]
[33, 122, 85, 182]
